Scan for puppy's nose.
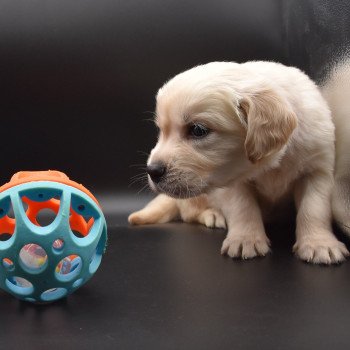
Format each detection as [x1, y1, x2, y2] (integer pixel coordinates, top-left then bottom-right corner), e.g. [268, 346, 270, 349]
[147, 163, 166, 183]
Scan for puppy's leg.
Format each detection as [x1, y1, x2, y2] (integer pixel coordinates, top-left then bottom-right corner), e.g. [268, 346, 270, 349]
[129, 194, 226, 228]
[128, 194, 179, 225]
[332, 175, 350, 235]
[219, 184, 271, 259]
[293, 172, 349, 264]
[331, 110, 350, 234]
[178, 195, 226, 229]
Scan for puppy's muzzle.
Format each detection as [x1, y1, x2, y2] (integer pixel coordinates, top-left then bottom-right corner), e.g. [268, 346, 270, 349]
[147, 162, 166, 183]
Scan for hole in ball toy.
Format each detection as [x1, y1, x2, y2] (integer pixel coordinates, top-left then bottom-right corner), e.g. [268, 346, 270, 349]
[70, 210, 95, 238]
[19, 244, 48, 272]
[36, 209, 57, 226]
[0, 198, 16, 241]
[6, 276, 34, 296]
[22, 201, 29, 212]
[2, 258, 14, 270]
[52, 239, 64, 252]
[55, 255, 82, 282]
[19, 190, 62, 227]
[6, 203, 15, 219]
[0, 205, 7, 219]
[0, 233, 12, 241]
[72, 230, 85, 238]
[69, 194, 99, 239]
[20, 189, 62, 203]
[41, 288, 67, 302]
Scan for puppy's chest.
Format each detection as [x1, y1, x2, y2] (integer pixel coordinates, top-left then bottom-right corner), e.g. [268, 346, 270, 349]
[254, 167, 298, 202]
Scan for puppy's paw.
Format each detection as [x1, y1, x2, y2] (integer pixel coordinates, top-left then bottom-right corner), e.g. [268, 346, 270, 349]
[197, 209, 226, 229]
[221, 234, 271, 259]
[128, 207, 177, 225]
[128, 194, 179, 225]
[128, 209, 153, 225]
[293, 236, 349, 264]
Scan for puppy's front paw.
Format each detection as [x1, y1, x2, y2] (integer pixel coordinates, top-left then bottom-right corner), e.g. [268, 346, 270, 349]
[293, 236, 349, 264]
[128, 208, 176, 225]
[128, 194, 179, 225]
[128, 210, 152, 225]
[221, 234, 271, 259]
[197, 209, 226, 229]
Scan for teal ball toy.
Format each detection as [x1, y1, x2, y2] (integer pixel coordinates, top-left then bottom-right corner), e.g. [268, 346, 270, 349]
[0, 171, 107, 303]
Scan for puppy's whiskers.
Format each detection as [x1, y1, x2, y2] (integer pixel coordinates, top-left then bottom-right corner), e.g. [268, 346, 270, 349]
[137, 150, 150, 157]
[129, 163, 147, 169]
[129, 168, 149, 190]
[137, 183, 151, 195]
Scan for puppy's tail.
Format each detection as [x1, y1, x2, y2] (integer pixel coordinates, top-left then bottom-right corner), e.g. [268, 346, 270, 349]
[321, 59, 350, 234]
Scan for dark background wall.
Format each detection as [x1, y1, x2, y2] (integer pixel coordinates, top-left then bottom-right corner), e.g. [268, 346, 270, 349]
[0, 0, 348, 194]
[0, 0, 285, 193]
[283, 0, 350, 83]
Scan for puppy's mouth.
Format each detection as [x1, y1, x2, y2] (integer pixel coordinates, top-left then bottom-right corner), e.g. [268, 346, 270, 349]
[148, 175, 205, 199]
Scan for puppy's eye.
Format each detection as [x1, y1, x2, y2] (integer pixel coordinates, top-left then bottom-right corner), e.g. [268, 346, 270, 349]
[188, 123, 210, 138]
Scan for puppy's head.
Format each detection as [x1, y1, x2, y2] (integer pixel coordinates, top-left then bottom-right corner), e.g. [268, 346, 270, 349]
[147, 63, 297, 198]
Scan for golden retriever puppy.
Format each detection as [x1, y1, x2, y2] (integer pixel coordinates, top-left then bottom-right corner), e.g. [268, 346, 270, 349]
[129, 61, 349, 264]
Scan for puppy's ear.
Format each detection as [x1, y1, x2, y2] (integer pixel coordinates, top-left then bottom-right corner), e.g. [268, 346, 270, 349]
[239, 89, 297, 163]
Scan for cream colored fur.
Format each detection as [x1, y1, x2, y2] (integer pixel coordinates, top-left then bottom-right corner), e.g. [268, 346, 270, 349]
[321, 60, 350, 236]
[129, 61, 349, 264]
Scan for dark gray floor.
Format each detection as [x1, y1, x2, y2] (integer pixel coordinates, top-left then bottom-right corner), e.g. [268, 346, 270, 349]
[1, 194, 350, 349]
